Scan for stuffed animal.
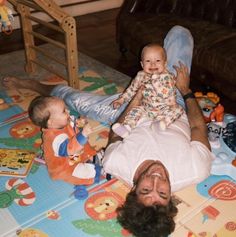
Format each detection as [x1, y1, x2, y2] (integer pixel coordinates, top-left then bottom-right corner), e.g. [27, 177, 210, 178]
[194, 92, 221, 123]
[210, 103, 224, 123]
[195, 92, 220, 105]
[0, 0, 14, 35]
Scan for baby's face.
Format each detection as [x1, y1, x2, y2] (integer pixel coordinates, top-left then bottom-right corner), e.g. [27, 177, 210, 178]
[141, 46, 166, 75]
[47, 98, 70, 129]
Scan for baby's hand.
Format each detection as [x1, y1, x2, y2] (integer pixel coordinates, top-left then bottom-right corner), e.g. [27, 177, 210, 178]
[112, 97, 124, 109]
[76, 117, 87, 128]
[82, 123, 93, 137]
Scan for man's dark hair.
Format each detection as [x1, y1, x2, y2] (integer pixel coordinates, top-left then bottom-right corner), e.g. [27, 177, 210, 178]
[116, 190, 178, 237]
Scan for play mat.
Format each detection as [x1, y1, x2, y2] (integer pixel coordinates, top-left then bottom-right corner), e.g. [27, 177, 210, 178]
[0, 67, 236, 237]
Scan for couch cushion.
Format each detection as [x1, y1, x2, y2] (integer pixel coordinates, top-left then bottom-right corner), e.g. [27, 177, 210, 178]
[195, 36, 236, 87]
[120, 13, 236, 50]
[119, 13, 236, 86]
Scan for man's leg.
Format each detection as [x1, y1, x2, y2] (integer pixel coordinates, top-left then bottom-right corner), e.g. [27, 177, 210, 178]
[2, 77, 55, 96]
[163, 25, 194, 108]
[51, 85, 126, 124]
[2, 77, 126, 124]
[164, 25, 193, 74]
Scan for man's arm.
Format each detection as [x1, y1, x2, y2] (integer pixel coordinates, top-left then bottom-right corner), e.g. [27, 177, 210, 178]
[174, 62, 211, 150]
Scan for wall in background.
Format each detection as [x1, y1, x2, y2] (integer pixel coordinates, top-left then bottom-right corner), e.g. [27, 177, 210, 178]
[7, 0, 124, 29]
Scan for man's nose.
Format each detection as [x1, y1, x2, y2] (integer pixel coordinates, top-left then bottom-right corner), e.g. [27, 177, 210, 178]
[150, 191, 161, 205]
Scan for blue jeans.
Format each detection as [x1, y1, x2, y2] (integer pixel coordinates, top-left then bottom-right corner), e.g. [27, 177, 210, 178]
[51, 25, 193, 124]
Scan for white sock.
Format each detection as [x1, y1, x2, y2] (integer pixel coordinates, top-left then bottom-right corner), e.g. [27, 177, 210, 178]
[112, 123, 130, 138]
[159, 120, 167, 130]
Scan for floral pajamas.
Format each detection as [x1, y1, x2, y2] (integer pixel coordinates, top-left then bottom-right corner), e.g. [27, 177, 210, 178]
[121, 71, 184, 128]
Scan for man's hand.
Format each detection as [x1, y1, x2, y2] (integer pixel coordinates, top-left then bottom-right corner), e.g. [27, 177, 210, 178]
[173, 61, 191, 96]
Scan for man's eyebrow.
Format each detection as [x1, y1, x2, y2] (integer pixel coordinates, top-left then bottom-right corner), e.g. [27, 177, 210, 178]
[137, 189, 151, 195]
[160, 195, 168, 200]
[138, 190, 169, 200]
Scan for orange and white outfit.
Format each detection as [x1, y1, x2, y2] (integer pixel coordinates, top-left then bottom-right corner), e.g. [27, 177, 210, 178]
[42, 116, 97, 185]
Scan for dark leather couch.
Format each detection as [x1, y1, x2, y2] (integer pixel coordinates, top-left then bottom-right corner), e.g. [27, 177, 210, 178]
[116, 0, 236, 101]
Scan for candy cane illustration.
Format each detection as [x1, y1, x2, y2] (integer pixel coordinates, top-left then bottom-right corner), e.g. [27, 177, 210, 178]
[0, 178, 35, 208]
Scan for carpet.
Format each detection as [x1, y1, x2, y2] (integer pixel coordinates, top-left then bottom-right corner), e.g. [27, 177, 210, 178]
[0, 44, 131, 89]
[0, 47, 236, 237]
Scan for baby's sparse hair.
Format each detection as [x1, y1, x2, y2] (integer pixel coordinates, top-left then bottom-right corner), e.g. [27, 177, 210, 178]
[141, 43, 167, 61]
[28, 96, 55, 128]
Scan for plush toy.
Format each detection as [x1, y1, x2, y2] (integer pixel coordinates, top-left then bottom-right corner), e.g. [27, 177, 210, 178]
[195, 92, 220, 105]
[0, 0, 14, 35]
[194, 92, 221, 123]
[210, 103, 224, 123]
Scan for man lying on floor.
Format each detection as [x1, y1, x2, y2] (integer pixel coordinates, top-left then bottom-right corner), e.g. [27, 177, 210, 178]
[2, 25, 214, 237]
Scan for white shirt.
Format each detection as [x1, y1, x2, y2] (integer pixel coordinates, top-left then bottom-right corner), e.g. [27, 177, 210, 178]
[103, 114, 214, 192]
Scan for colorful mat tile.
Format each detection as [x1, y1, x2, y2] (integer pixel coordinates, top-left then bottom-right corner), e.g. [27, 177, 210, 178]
[0, 67, 236, 237]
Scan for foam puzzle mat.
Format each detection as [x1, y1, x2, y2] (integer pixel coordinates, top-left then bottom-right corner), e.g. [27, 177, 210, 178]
[0, 67, 236, 237]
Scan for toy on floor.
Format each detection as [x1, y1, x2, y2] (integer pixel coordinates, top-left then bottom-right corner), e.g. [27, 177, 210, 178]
[201, 93, 236, 180]
[222, 120, 236, 153]
[195, 92, 220, 104]
[210, 104, 224, 123]
[208, 122, 225, 149]
[71, 164, 102, 200]
[0, 0, 14, 35]
[210, 114, 236, 180]
[211, 152, 236, 180]
[195, 92, 221, 123]
[73, 185, 89, 200]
